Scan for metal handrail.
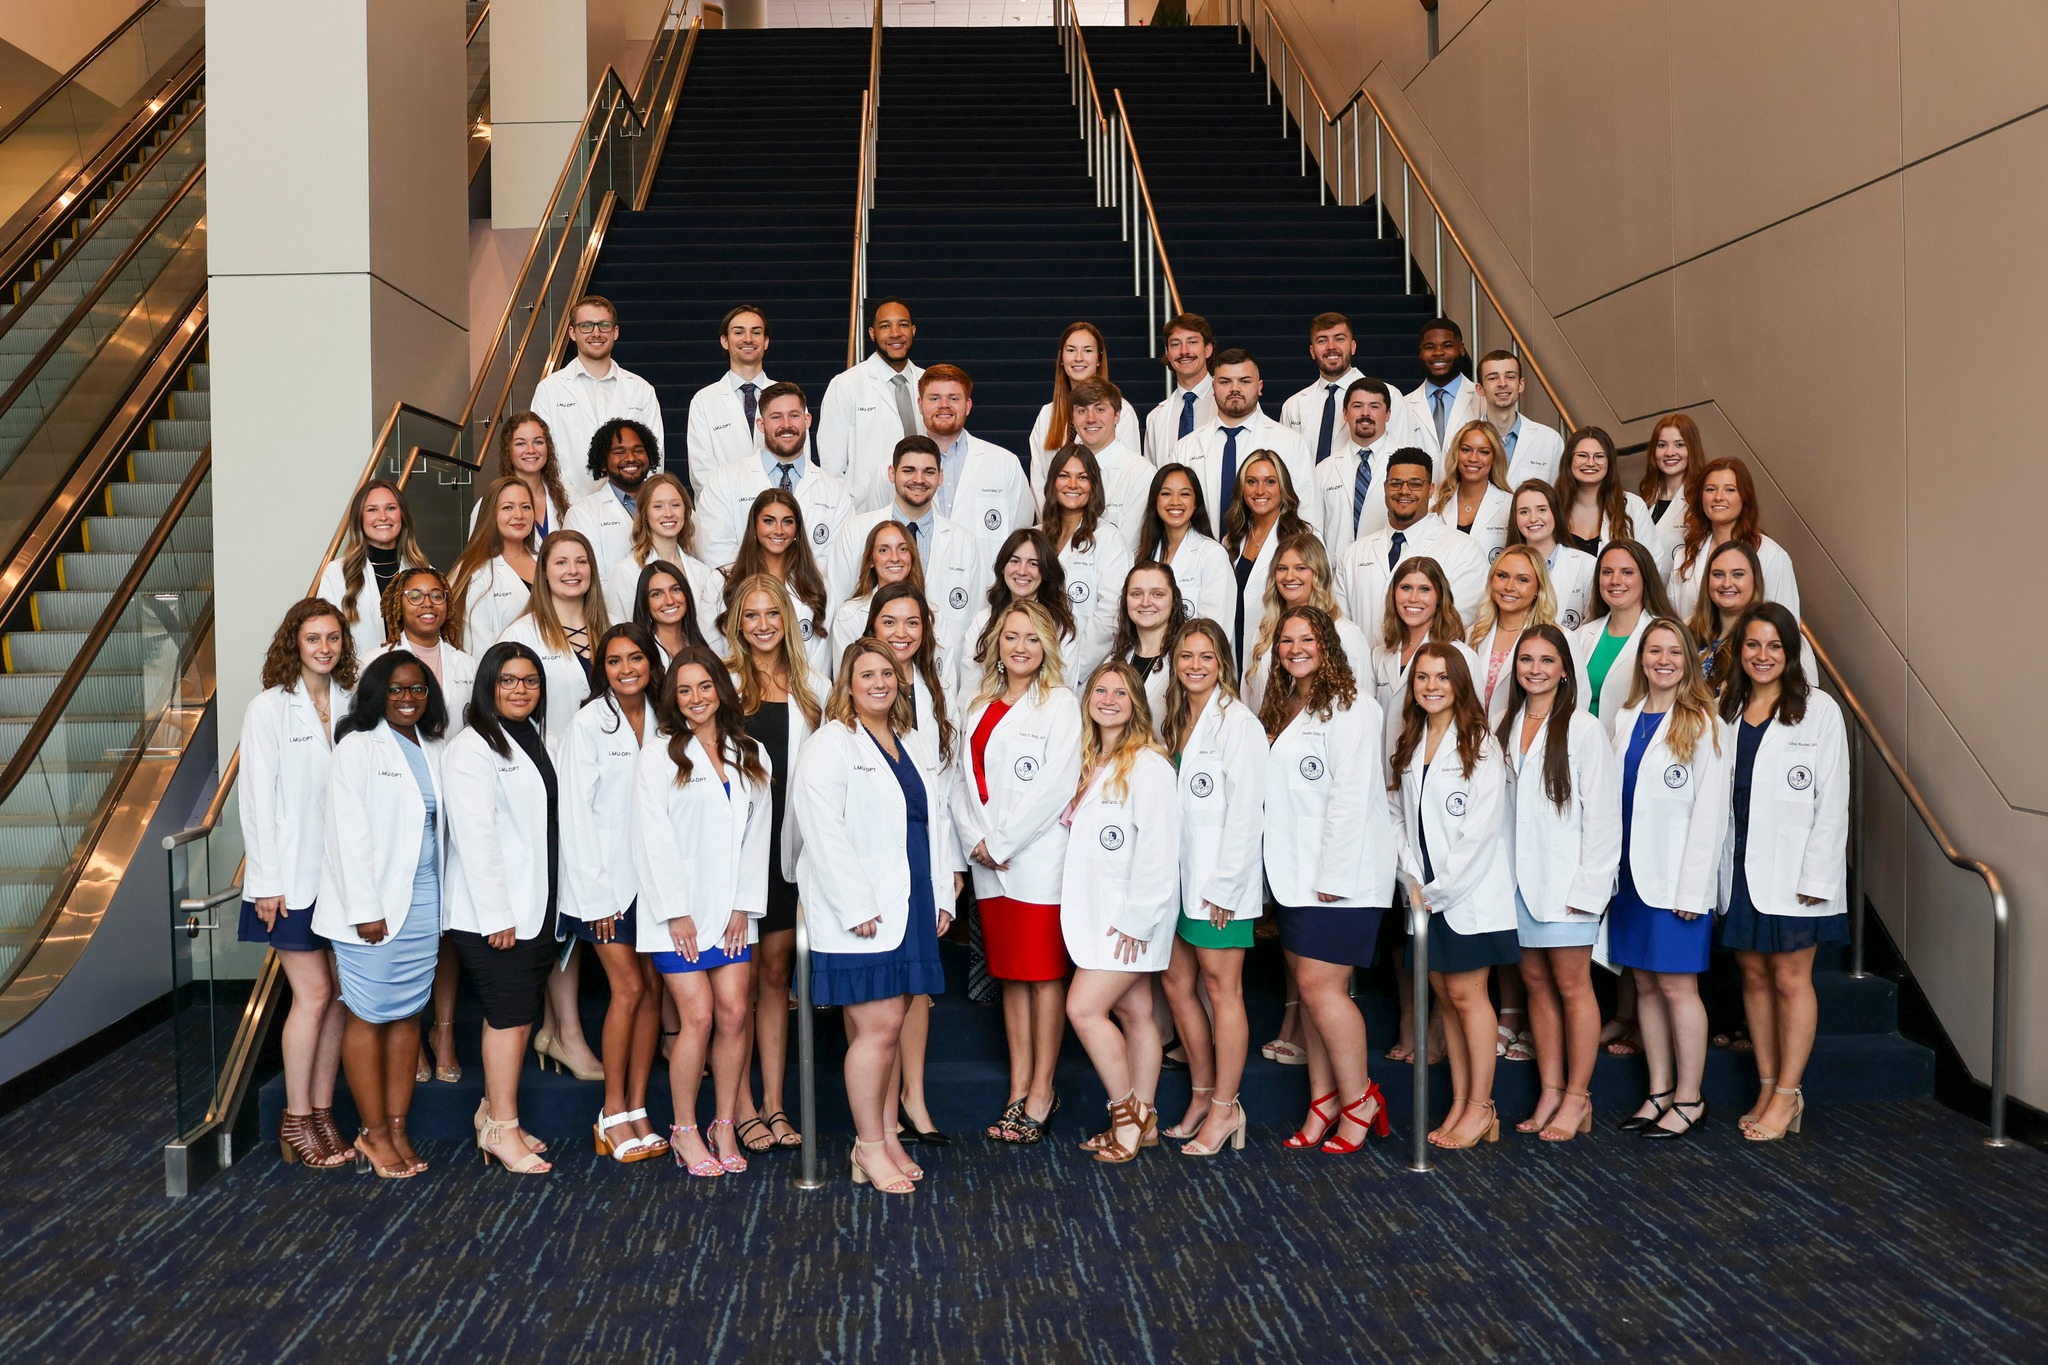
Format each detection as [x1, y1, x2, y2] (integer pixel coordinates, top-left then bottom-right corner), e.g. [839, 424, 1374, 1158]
[0, 0, 189, 147]
[847, 0, 883, 369]
[634, 17, 702, 211]
[466, 1, 490, 45]
[1112, 91, 1184, 325]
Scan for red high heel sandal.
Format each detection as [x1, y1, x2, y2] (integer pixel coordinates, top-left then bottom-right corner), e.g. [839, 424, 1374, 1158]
[1283, 1091, 1339, 1149]
[1319, 1083, 1392, 1154]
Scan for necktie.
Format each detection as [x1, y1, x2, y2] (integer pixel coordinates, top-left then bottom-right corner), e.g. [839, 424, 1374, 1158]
[1178, 390, 1197, 440]
[905, 519, 921, 553]
[1218, 425, 1244, 525]
[1316, 383, 1339, 464]
[890, 373, 916, 439]
[776, 460, 794, 491]
[740, 380, 758, 431]
[1431, 386, 1449, 444]
[1352, 449, 1374, 533]
[1387, 528, 1407, 572]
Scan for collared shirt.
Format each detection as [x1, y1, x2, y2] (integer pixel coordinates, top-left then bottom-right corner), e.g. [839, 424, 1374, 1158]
[726, 368, 772, 400]
[760, 452, 807, 489]
[608, 483, 638, 518]
[933, 430, 971, 520]
[1501, 413, 1524, 464]
[1424, 373, 1465, 417]
[893, 505, 936, 553]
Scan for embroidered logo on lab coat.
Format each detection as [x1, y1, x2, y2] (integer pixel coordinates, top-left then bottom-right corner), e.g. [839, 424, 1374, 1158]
[1663, 764, 1688, 789]
[1099, 825, 1125, 850]
[1561, 609, 1582, 629]
[949, 587, 968, 610]
[812, 524, 829, 546]
[1190, 773, 1215, 798]
[1014, 755, 1039, 781]
[984, 509, 1003, 530]
[1787, 765, 1813, 791]
[1445, 791, 1467, 816]
[1069, 580, 1090, 603]
[799, 617, 816, 640]
[1298, 756, 1325, 780]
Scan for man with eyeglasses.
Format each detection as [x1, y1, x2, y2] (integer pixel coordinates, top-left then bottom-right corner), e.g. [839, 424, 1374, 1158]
[1331, 446, 1489, 646]
[529, 294, 666, 503]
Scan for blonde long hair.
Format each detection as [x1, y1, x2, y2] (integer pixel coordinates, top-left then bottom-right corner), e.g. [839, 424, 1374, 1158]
[1466, 544, 1557, 645]
[1249, 532, 1341, 680]
[724, 573, 823, 729]
[1076, 660, 1167, 803]
[971, 599, 1067, 709]
[1621, 617, 1721, 764]
[1431, 420, 1511, 517]
[518, 529, 611, 655]
[1159, 618, 1239, 756]
[824, 638, 916, 736]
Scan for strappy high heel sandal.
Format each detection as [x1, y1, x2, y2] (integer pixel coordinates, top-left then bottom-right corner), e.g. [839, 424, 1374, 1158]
[389, 1116, 427, 1175]
[1161, 1087, 1214, 1140]
[1430, 1098, 1500, 1149]
[354, 1127, 418, 1180]
[1284, 1091, 1339, 1149]
[764, 1110, 803, 1148]
[670, 1123, 722, 1178]
[478, 1115, 552, 1174]
[595, 1108, 661, 1163]
[278, 1112, 356, 1170]
[1740, 1077, 1778, 1132]
[431, 1016, 461, 1083]
[1744, 1086, 1804, 1142]
[1092, 1093, 1147, 1164]
[1321, 1083, 1392, 1154]
[1180, 1097, 1248, 1156]
[309, 1108, 354, 1165]
[1516, 1084, 1566, 1135]
[734, 1116, 776, 1154]
[1540, 1090, 1595, 1142]
[850, 1137, 914, 1193]
[474, 1098, 546, 1153]
[1640, 1098, 1708, 1142]
[1085, 1098, 1156, 1152]
[1617, 1088, 1675, 1133]
[707, 1117, 748, 1174]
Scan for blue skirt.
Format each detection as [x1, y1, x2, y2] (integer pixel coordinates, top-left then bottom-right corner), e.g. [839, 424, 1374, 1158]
[651, 941, 751, 975]
[1277, 903, 1386, 968]
[1516, 890, 1601, 949]
[237, 899, 325, 952]
[567, 899, 634, 946]
[1719, 901, 1850, 954]
[1607, 877, 1713, 974]
[1426, 918, 1522, 974]
[331, 894, 441, 1025]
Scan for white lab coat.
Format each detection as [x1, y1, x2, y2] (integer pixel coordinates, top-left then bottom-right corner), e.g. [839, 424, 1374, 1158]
[1144, 376, 1214, 466]
[1566, 491, 1653, 559]
[1503, 417, 1565, 488]
[1170, 412, 1320, 536]
[1332, 513, 1490, 649]
[1370, 639, 1480, 756]
[557, 697, 651, 924]
[1438, 484, 1513, 563]
[1639, 491, 1688, 567]
[1394, 729, 1516, 936]
[817, 352, 925, 510]
[1028, 397, 1143, 493]
[1402, 375, 1485, 459]
[1174, 694, 1267, 921]
[953, 686, 1083, 904]
[1570, 613, 1652, 736]
[1223, 531, 1277, 668]
[602, 549, 725, 644]
[1611, 704, 1731, 916]
[1090, 443, 1159, 544]
[793, 721, 956, 955]
[465, 485, 567, 541]
[631, 733, 770, 954]
[1151, 531, 1235, 627]
[239, 681, 348, 910]
[693, 456, 856, 572]
[1543, 545, 1598, 631]
[1057, 522, 1133, 686]
[1503, 706, 1622, 921]
[562, 487, 635, 576]
[316, 558, 420, 662]
[458, 556, 531, 651]
[529, 359, 665, 504]
[1665, 533, 1801, 623]
[1718, 693, 1849, 918]
[684, 371, 772, 496]
[495, 615, 593, 749]
[830, 508, 989, 664]
[315, 723, 446, 943]
[373, 639, 479, 739]
[1241, 615, 1370, 715]
[1279, 368, 1363, 454]
[1262, 694, 1397, 908]
[1469, 621, 1527, 731]
[1311, 434, 1402, 563]
[937, 432, 1034, 572]
[1060, 751, 1182, 971]
[441, 725, 553, 940]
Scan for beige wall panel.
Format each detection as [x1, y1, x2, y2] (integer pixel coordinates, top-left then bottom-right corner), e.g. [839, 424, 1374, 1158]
[1673, 180, 1908, 646]
[367, 0, 468, 328]
[491, 119, 582, 232]
[1526, 0, 1672, 312]
[1436, 0, 1487, 48]
[1668, 0, 1902, 259]
[1899, 0, 2048, 162]
[1903, 111, 2048, 814]
[1405, 0, 1532, 282]
[1266, 0, 1425, 95]
[1554, 272, 1674, 426]
[370, 277, 469, 423]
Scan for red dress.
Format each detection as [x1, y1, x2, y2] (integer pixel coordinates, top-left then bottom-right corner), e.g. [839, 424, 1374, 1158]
[971, 700, 1067, 982]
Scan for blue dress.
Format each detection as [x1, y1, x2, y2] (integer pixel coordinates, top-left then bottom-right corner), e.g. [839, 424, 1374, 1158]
[1607, 710, 1714, 974]
[331, 732, 442, 1023]
[1718, 717, 1849, 954]
[810, 730, 947, 1006]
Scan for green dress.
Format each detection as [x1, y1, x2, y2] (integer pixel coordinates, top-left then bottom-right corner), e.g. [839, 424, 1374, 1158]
[1586, 625, 1631, 717]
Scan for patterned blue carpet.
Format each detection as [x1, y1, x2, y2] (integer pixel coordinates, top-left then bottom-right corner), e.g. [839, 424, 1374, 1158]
[1, 1022, 2044, 1362]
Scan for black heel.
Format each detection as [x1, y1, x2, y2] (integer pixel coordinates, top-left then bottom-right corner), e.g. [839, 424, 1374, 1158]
[1617, 1088, 1675, 1133]
[1640, 1098, 1707, 1142]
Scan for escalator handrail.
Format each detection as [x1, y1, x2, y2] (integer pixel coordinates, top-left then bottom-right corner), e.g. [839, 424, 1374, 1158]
[466, 2, 490, 45]
[0, 0, 190, 147]
[0, 96, 204, 346]
[0, 158, 204, 426]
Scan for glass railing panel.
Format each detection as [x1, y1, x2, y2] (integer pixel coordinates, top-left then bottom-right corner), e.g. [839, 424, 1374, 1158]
[403, 451, 482, 572]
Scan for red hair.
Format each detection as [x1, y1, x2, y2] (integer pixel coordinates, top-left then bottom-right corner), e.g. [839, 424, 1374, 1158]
[1675, 457, 1763, 584]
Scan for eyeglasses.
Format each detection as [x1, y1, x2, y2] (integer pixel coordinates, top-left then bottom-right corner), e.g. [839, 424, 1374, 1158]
[1384, 477, 1432, 492]
[570, 320, 618, 335]
[496, 675, 543, 692]
[402, 589, 448, 605]
[386, 684, 430, 698]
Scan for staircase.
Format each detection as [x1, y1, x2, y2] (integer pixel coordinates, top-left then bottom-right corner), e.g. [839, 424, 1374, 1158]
[1087, 26, 1435, 399]
[867, 28, 1149, 460]
[587, 29, 870, 486]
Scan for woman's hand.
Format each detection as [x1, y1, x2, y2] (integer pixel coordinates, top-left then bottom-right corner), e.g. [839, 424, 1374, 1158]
[937, 911, 954, 937]
[720, 911, 749, 958]
[357, 918, 388, 946]
[953, 872, 966, 899]
[853, 917, 882, 939]
[486, 928, 516, 950]
[1674, 909, 1701, 923]
[970, 839, 1009, 871]
[1107, 928, 1145, 964]
[1316, 891, 1343, 904]
[669, 916, 699, 962]
[592, 912, 619, 944]
[1797, 894, 1825, 907]
[253, 896, 286, 930]
[1205, 901, 1234, 932]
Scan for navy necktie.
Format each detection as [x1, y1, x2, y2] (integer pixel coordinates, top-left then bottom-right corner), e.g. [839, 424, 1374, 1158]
[1387, 528, 1407, 572]
[1352, 449, 1374, 533]
[1315, 383, 1339, 464]
[1178, 390, 1197, 440]
[905, 519, 921, 553]
[740, 380, 758, 431]
[1219, 425, 1244, 524]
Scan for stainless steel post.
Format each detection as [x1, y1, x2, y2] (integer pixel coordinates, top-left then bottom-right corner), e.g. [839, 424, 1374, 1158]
[1409, 891, 1432, 1173]
[1434, 217, 1443, 304]
[1990, 884, 2011, 1147]
[1848, 726, 1867, 979]
[1469, 273, 1479, 354]
[793, 906, 823, 1189]
[1402, 164, 1411, 292]
[1373, 112, 1382, 233]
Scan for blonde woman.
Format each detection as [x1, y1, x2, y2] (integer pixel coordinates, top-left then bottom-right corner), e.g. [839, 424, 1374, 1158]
[468, 410, 572, 538]
[1241, 532, 1368, 714]
[722, 572, 825, 1152]
[1063, 661, 1182, 1164]
[1467, 545, 1558, 729]
[497, 529, 611, 752]
[829, 519, 923, 662]
[601, 471, 724, 642]
[1609, 618, 1732, 1141]
[448, 476, 540, 649]
[1431, 420, 1513, 560]
[316, 480, 431, 660]
[953, 599, 1082, 1144]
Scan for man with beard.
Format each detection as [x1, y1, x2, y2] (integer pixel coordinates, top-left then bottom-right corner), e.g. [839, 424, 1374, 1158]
[819, 297, 923, 510]
[1331, 447, 1488, 644]
[564, 417, 657, 571]
[1311, 376, 1407, 561]
[1167, 349, 1317, 533]
[917, 364, 1032, 571]
[695, 381, 856, 570]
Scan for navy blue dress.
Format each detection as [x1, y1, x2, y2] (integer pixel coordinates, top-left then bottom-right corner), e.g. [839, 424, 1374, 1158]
[810, 730, 947, 1006]
[1607, 710, 1714, 974]
[1718, 716, 1849, 954]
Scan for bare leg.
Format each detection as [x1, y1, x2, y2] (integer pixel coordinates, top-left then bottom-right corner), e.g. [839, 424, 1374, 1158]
[898, 995, 937, 1133]
[1516, 948, 1565, 1132]
[1001, 979, 1030, 1101]
[1547, 946, 1599, 1137]
[545, 947, 602, 1074]
[1297, 957, 1372, 1146]
[1191, 946, 1248, 1150]
[383, 1017, 422, 1168]
[340, 1011, 399, 1170]
[593, 941, 657, 1145]
[423, 941, 460, 1078]
[1024, 978, 1066, 1122]
[1630, 967, 1674, 1119]
[1755, 947, 1819, 1133]
[1160, 938, 1215, 1134]
[1117, 978, 1164, 1110]
[1649, 970, 1708, 1134]
[846, 997, 913, 1189]
[748, 928, 796, 1129]
[1436, 968, 1499, 1145]
[279, 949, 343, 1116]
[706, 961, 754, 1166]
[1734, 950, 1777, 1126]
[663, 970, 715, 1170]
[1067, 969, 1141, 1108]
[478, 1017, 547, 1169]
[1428, 972, 1469, 1140]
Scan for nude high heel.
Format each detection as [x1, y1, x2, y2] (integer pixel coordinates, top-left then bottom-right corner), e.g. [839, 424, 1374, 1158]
[1744, 1086, 1804, 1142]
[1539, 1090, 1595, 1142]
[1180, 1098, 1248, 1157]
[850, 1138, 914, 1192]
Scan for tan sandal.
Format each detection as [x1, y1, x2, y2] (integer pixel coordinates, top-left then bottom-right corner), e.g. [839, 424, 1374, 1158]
[478, 1115, 552, 1174]
[1092, 1093, 1147, 1164]
[850, 1137, 914, 1193]
[1539, 1090, 1595, 1142]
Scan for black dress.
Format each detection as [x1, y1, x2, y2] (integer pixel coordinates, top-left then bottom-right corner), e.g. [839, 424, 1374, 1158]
[744, 699, 799, 934]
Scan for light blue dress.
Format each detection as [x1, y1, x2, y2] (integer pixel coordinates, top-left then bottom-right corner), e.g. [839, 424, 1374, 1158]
[332, 732, 442, 1023]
